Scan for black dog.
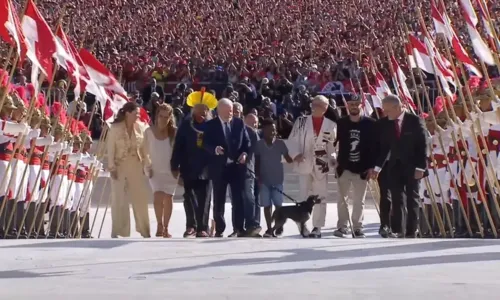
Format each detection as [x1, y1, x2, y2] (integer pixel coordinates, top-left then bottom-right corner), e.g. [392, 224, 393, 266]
[271, 195, 322, 237]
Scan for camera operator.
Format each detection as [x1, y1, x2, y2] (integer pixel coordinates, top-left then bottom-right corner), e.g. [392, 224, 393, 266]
[294, 85, 311, 115]
[236, 77, 257, 110]
[169, 83, 189, 114]
[258, 97, 275, 123]
[277, 109, 294, 139]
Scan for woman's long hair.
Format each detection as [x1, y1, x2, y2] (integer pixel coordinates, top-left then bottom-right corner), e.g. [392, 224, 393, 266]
[113, 101, 139, 124]
[155, 103, 177, 140]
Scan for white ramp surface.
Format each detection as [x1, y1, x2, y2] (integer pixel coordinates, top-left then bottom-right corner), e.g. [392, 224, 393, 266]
[0, 204, 499, 300]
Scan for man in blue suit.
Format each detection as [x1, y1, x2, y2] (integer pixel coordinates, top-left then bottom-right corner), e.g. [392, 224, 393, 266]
[203, 98, 251, 237]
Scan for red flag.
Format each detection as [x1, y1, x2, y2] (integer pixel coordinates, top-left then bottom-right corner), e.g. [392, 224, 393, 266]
[0, 0, 26, 58]
[78, 48, 127, 97]
[22, 0, 57, 80]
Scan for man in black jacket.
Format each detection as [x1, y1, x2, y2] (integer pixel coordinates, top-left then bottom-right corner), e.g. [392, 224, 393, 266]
[333, 96, 377, 238]
[370, 95, 428, 238]
[171, 103, 212, 238]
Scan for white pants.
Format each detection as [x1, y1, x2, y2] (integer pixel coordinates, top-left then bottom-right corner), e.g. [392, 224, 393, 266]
[71, 182, 85, 212]
[0, 159, 11, 198]
[299, 171, 328, 228]
[50, 174, 69, 209]
[65, 180, 76, 210]
[9, 159, 27, 202]
[80, 180, 93, 215]
[423, 168, 450, 205]
[336, 170, 368, 230]
[37, 169, 50, 204]
[27, 165, 41, 203]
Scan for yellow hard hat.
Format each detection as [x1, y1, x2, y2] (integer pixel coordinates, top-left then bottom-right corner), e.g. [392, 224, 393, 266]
[186, 87, 218, 110]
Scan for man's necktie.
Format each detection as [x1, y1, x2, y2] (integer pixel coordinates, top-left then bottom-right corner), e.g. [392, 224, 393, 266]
[395, 119, 401, 139]
[224, 122, 232, 155]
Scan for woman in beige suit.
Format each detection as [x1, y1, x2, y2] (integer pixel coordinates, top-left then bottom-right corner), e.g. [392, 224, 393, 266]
[107, 101, 151, 238]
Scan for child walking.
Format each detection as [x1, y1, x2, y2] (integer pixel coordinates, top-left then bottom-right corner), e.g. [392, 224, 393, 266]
[254, 119, 293, 237]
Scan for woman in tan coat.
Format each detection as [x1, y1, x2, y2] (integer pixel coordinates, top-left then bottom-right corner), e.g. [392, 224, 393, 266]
[107, 101, 151, 238]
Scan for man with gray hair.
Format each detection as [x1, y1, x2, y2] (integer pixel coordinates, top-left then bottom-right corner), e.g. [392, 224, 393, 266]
[233, 102, 243, 118]
[203, 98, 251, 237]
[288, 95, 338, 238]
[370, 95, 428, 238]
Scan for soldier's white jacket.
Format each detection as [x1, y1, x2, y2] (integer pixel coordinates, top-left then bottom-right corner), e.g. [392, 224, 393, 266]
[287, 115, 337, 175]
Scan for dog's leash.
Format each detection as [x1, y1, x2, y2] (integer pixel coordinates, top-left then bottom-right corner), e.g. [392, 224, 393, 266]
[241, 163, 299, 204]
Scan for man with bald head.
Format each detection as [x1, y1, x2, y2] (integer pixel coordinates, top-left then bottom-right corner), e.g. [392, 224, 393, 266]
[203, 98, 251, 237]
[370, 95, 428, 238]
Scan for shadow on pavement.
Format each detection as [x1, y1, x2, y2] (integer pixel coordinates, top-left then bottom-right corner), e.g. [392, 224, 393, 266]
[139, 239, 500, 276]
[0, 270, 75, 279]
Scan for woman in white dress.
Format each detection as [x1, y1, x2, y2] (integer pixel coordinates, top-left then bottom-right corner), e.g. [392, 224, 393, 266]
[144, 103, 178, 238]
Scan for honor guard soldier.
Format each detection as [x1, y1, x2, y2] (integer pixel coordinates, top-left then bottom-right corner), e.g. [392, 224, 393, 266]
[0, 95, 29, 238]
[25, 110, 54, 238]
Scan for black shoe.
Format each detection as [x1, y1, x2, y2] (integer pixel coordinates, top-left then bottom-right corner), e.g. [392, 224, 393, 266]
[354, 229, 366, 238]
[405, 231, 419, 238]
[308, 227, 321, 238]
[16, 230, 28, 239]
[275, 227, 283, 236]
[81, 231, 93, 239]
[263, 230, 276, 238]
[4, 230, 18, 239]
[183, 228, 196, 238]
[242, 226, 262, 237]
[333, 228, 348, 238]
[214, 232, 223, 238]
[228, 231, 241, 238]
[379, 226, 396, 238]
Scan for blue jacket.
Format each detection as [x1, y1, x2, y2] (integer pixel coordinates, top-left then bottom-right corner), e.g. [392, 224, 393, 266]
[170, 118, 210, 180]
[203, 117, 250, 179]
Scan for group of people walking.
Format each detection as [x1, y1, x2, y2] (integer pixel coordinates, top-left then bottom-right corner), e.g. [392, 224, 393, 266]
[107, 87, 430, 239]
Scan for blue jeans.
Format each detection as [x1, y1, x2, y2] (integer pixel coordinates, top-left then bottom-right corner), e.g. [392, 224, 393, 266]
[243, 177, 260, 229]
[260, 184, 284, 207]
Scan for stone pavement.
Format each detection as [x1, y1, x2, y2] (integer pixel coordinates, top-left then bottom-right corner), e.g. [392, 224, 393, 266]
[1, 204, 500, 299]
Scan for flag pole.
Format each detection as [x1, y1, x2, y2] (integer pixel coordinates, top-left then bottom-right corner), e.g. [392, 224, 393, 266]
[400, 23, 473, 237]
[417, 7, 494, 237]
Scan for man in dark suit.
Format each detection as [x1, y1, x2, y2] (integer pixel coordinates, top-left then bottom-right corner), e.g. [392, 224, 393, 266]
[142, 78, 164, 108]
[203, 98, 251, 237]
[370, 95, 428, 238]
[242, 112, 261, 237]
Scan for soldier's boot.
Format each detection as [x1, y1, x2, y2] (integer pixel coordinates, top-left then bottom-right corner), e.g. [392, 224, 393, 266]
[453, 199, 467, 237]
[15, 201, 27, 239]
[4, 200, 17, 239]
[69, 211, 78, 238]
[34, 203, 47, 238]
[435, 203, 448, 238]
[81, 213, 92, 239]
[48, 206, 63, 239]
[25, 202, 37, 238]
[470, 199, 483, 238]
[420, 205, 432, 238]
[445, 203, 454, 237]
[61, 208, 70, 238]
[0, 196, 5, 238]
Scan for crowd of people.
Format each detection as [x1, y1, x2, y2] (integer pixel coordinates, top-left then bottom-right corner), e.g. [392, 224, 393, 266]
[2, 0, 500, 240]
[3, 0, 499, 102]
